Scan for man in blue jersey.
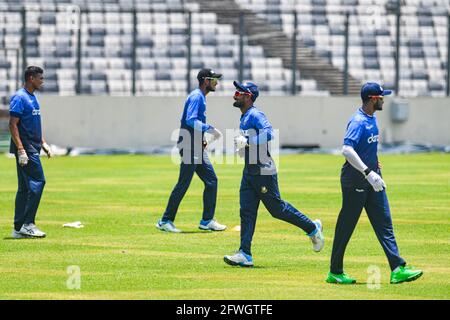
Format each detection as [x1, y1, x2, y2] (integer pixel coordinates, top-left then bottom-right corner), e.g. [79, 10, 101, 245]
[156, 69, 226, 233]
[326, 82, 423, 284]
[9, 66, 52, 239]
[224, 81, 324, 267]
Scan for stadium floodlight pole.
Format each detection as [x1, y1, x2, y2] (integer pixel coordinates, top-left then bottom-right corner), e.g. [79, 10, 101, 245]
[76, 10, 82, 94]
[21, 7, 27, 69]
[239, 12, 244, 83]
[132, 9, 137, 96]
[343, 12, 350, 95]
[394, 0, 401, 96]
[186, 10, 192, 94]
[291, 10, 297, 95]
[446, 13, 450, 96]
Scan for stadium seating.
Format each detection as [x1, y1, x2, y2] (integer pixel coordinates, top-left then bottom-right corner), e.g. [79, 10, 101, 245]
[1, 0, 448, 98]
[0, 0, 328, 99]
[235, 0, 449, 97]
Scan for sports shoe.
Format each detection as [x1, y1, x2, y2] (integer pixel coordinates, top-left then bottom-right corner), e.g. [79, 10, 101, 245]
[19, 223, 46, 238]
[155, 220, 182, 233]
[309, 219, 324, 252]
[224, 250, 254, 267]
[199, 219, 227, 231]
[390, 265, 423, 284]
[326, 272, 357, 284]
[11, 229, 31, 239]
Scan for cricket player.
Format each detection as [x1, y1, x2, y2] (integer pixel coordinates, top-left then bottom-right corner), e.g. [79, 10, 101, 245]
[224, 81, 324, 267]
[9, 66, 52, 238]
[156, 68, 226, 233]
[326, 82, 423, 284]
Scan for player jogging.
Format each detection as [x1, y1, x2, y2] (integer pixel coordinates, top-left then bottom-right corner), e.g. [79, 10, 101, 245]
[326, 82, 423, 284]
[156, 68, 226, 233]
[223, 81, 324, 267]
[9, 66, 52, 239]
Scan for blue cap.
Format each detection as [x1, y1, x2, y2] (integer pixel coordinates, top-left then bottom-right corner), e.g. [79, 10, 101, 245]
[361, 82, 392, 101]
[233, 80, 259, 102]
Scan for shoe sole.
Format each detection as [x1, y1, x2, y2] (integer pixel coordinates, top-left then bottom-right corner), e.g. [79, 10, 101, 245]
[12, 233, 32, 239]
[199, 226, 226, 231]
[326, 279, 357, 284]
[326, 275, 356, 284]
[223, 257, 253, 268]
[18, 232, 46, 238]
[155, 224, 181, 233]
[312, 220, 324, 252]
[390, 272, 423, 284]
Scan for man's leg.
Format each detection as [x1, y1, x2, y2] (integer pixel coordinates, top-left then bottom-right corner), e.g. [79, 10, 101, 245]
[14, 157, 29, 231]
[162, 162, 196, 222]
[239, 174, 260, 256]
[365, 189, 406, 271]
[329, 185, 366, 275]
[21, 152, 46, 226]
[195, 152, 218, 221]
[256, 174, 316, 234]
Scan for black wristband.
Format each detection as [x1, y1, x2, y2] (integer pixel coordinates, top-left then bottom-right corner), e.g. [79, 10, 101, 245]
[364, 168, 371, 176]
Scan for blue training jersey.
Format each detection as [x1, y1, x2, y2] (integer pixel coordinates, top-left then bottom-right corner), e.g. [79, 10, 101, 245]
[239, 106, 276, 175]
[178, 88, 212, 152]
[9, 88, 42, 154]
[341, 108, 380, 186]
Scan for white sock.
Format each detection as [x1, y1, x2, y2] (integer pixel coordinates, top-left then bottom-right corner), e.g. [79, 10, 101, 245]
[393, 266, 401, 273]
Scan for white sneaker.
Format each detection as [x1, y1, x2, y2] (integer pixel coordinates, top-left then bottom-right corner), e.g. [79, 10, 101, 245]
[199, 219, 227, 231]
[12, 229, 31, 239]
[224, 250, 254, 267]
[309, 219, 324, 252]
[19, 223, 46, 238]
[155, 220, 182, 233]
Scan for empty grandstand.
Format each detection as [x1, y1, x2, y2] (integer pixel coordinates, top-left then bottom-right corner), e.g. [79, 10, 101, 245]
[0, 0, 449, 100]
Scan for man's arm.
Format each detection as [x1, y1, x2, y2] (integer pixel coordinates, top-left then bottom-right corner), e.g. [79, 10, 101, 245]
[341, 145, 368, 174]
[185, 95, 212, 132]
[249, 112, 274, 145]
[9, 116, 24, 151]
[342, 145, 386, 192]
[9, 116, 28, 166]
[40, 128, 52, 158]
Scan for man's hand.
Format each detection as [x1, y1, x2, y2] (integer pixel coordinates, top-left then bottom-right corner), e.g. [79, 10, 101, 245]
[18, 149, 29, 166]
[207, 127, 222, 141]
[365, 171, 386, 192]
[42, 142, 52, 158]
[234, 135, 248, 151]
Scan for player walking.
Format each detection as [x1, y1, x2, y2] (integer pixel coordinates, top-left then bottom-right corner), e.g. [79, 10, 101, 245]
[9, 66, 52, 238]
[156, 69, 226, 233]
[326, 83, 423, 284]
[224, 81, 324, 267]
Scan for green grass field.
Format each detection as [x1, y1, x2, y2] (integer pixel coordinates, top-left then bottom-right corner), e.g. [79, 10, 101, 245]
[0, 153, 449, 300]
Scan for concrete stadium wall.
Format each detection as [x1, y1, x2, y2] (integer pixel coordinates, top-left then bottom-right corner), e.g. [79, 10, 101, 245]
[38, 96, 450, 149]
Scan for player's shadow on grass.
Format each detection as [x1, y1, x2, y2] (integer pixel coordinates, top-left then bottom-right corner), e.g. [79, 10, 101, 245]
[3, 237, 43, 240]
[179, 231, 216, 234]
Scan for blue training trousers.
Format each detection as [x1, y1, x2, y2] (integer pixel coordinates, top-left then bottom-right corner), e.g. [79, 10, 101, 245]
[239, 173, 316, 256]
[330, 185, 406, 274]
[162, 151, 217, 222]
[14, 151, 46, 231]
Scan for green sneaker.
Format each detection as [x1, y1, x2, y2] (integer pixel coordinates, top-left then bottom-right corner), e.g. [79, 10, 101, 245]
[390, 266, 423, 284]
[326, 272, 356, 284]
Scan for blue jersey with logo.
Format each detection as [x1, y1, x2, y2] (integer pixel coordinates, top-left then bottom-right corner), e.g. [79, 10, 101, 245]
[9, 88, 42, 154]
[239, 106, 276, 175]
[341, 108, 380, 186]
